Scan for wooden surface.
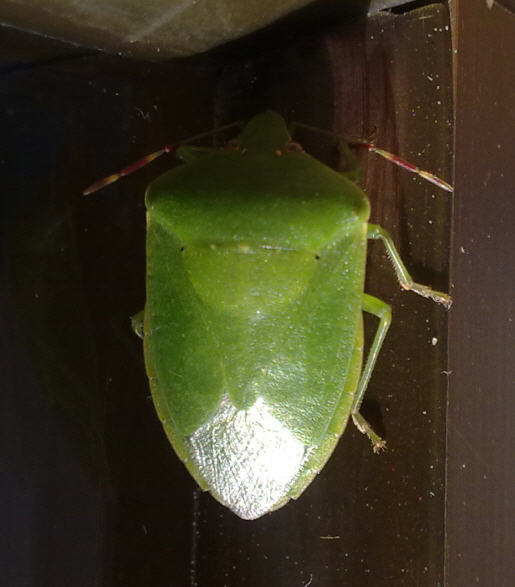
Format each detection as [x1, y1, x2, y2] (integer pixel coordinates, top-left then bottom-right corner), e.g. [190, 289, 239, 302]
[2, 4, 455, 586]
[446, 1, 515, 585]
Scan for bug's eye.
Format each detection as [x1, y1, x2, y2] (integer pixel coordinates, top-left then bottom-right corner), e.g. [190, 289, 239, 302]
[286, 141, 303, 153]
[180, 246, 185, 252]
[315, 254, 320, 260]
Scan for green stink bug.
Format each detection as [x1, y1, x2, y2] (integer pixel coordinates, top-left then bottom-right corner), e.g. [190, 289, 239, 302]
[85, 111, 451, 520]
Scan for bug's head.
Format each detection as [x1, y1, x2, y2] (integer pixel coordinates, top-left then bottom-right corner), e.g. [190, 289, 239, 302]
[236, 111, 291, 155]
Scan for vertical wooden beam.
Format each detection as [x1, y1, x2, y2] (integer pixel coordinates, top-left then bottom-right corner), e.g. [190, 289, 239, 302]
[447, 1, 515, 585]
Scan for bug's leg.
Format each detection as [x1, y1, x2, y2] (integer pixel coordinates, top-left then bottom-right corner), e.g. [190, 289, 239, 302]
[334, 139, 362, 183]
[130, 310, 144, 339]
[351, 294, 391, 452]
[367, 224, 452, 308]
[288, 121, 362, 183]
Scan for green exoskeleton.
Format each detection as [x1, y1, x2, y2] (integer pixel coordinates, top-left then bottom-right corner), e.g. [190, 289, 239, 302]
[85, 111, 452, 520]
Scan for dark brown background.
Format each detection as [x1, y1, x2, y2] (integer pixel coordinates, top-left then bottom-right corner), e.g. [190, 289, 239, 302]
[2, 1, 513, 585]
[446, 1, 515, 586]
